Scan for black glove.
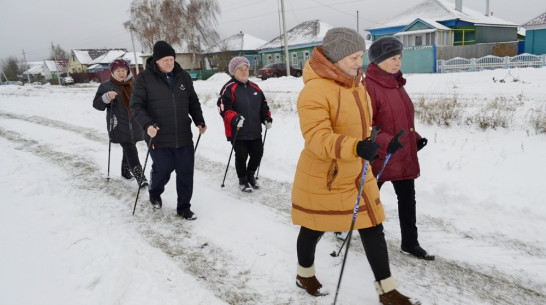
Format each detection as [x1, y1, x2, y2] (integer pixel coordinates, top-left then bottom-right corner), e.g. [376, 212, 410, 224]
[417, 138, 428, 151]
[387, 136, 404, 155]
[265, 117, 273, 124]
[356, 139, 380, 160]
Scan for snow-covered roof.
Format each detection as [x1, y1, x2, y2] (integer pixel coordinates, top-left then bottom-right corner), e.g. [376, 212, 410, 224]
[205, 32, 267, 53]
[121, 52, 144, 65]
[23, 61, 43, 75]
[394, 18, 451, 36]
[87, 64, 102, 70]
[90, 50, 127, 65]
[72, 49, 128, 65]
[258, 20, 335, 50]
[141, 40, 193, 57]
[372, 0, 517, 30]
[523, 11, 546, 29]
[43, 60, 68, 73]
[72, 50, 94, 65]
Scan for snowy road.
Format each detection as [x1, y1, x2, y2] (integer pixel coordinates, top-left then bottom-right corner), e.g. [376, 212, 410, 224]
[1, 77, 545, 304]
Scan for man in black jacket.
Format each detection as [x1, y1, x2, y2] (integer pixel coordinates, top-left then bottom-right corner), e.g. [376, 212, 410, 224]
[130, 40, 206, 220]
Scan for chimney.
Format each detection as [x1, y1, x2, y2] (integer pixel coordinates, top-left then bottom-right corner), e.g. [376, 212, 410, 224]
[455, 0, 463, 12]
[485, 0, 490, 16]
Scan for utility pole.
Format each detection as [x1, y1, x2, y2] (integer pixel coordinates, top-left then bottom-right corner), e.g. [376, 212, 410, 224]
[357, 11, 359, 33]
[280, 0, 290, 77]
[51, 43, 61, 85]
[129, 25, 139, 75]
[22, 49, 31, 84]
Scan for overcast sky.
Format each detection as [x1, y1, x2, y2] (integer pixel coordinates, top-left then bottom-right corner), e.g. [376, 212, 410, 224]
[1, 0, 544, 62]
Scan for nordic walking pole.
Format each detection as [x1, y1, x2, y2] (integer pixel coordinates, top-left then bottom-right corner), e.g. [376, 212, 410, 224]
[331, 128, 404, 258]
[332, 125, 380, 305]
[255, 127, 268, 180]
[221, 117, 243, 187]
[194, 133, 201, 152]
[376, 129, 405, 181]
[132, 124, 157, 215]
[106, 103, 113, 181]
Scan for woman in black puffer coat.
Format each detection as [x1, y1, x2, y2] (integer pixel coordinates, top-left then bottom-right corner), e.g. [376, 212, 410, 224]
[93, 59, 147, 188]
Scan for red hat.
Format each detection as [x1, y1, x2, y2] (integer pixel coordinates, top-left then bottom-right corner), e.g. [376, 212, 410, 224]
[109, 59, 130, 72]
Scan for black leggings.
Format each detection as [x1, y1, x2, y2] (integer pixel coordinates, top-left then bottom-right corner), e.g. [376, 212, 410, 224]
[297, 225, 391, 281]
[378, 179, 418, 248]
[119, 142, 141, 169]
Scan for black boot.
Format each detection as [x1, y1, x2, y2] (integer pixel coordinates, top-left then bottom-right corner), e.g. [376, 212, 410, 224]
[121, 158, 133, 180]
[238, 176, 253, 193]
[150, 196, 162, 209]
[247, 171, 260, 189]
[131, 165, 149, 189]
[401, 245, 435, 260]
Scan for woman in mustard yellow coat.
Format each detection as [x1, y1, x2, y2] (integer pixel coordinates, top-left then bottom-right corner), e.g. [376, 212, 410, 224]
[292, 27, 420, 305]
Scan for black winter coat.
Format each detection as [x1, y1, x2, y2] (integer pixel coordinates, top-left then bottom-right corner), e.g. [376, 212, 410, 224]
[130, 58, 205, 149]
[93, 79, 145, 144]
[217, 77, 271, 141]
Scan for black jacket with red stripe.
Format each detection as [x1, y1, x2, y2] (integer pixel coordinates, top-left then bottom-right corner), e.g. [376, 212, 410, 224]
[217, 77, 271, 141]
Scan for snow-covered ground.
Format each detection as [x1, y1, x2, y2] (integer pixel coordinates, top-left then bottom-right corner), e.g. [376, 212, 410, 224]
[0, 67, 545, 305]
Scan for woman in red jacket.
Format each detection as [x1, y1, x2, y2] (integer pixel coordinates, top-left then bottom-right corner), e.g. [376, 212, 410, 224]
[365, 37, 434, 260]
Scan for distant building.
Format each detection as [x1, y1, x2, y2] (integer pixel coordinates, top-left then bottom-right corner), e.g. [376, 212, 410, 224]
[140, 40, 204, 79]
[204, 31, 267, 73]
[523, 11, 546, 55]
[22, 61, 44, 82]
[43, 59, 68, 81]
[67, 49, 128, 74]
[367, 0, 518, 47]
[257, 20, 335, 69]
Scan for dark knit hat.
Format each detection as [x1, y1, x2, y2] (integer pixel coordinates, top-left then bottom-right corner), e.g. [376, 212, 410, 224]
[368, 37, 404, 65]
[153, 40, 176, 61]
[322, 27, 366, 63]
[109, 59, 130, 72]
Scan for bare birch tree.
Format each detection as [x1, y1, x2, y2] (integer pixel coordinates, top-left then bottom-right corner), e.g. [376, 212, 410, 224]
[49, 44, 68, 61]
[127, 0, 220, 55]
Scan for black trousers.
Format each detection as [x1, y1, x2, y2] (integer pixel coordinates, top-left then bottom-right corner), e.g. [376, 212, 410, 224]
[119, 142, 141, 169]
[149, 146, 194, 214]
[233, 138, 263, 178]
[378, 179, 419, 248]
[297, 225, 391, 281]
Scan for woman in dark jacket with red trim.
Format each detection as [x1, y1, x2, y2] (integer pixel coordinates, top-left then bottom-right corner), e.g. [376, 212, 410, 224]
[93, 59, 147, 188]
[365, 37, 434, 260]
[217, 56, 272, 192]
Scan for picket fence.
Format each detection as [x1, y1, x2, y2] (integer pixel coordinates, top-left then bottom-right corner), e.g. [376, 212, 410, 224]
[437, 53, 546, 73]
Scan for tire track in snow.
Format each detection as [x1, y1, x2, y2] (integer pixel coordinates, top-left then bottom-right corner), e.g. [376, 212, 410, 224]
[2, 112, 545, 305]
[0, 125, 264, 305]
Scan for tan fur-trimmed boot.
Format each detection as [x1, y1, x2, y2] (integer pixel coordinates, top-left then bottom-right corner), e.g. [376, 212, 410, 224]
[296, 264, 329, 296]
[375, 277, 421, 305]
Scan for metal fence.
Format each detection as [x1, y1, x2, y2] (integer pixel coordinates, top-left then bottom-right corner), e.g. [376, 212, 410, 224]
[437, 53, 546, 73]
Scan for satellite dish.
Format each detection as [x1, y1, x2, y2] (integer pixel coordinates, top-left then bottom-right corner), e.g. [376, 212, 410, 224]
[365, 33, 372, 41]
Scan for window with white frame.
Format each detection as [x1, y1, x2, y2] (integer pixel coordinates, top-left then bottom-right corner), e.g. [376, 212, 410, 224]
[267, 54, 273, 64]
[303, 50, 310, 62]
[291, 52, 298, 66]
[274, 53, 281, 63]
